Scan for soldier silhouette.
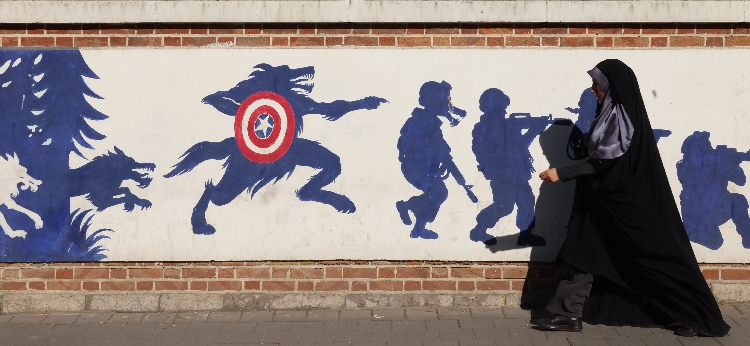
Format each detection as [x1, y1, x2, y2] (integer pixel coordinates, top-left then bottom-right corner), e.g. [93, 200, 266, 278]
[396, 81, 477, 239]
[678, 131, 750, 249]
[469, 88, 547, 246]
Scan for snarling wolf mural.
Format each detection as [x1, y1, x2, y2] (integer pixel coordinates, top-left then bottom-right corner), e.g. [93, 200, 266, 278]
[65, 147, 155, 212]
[165, 63, 388, 235]
[0, 153, 43, 239]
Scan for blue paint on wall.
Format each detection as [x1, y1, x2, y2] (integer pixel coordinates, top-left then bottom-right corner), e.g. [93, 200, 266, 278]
[677, 131, 750, 249]
[396, 81, 477, 240]
[0, 50, 153, 261]
[164, 64, 387, 235]
[469, 88, 551, 246]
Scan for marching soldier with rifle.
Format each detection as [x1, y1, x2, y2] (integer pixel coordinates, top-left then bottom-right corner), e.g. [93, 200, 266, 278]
[470, 88, 565, 246]
[677, 131, 750, 250]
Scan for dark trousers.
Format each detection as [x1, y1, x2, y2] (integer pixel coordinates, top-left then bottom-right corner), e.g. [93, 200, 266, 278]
[545, 271, 594, 318]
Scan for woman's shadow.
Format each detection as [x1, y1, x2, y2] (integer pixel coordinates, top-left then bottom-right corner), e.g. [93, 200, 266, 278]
[484, 89, 597, 308]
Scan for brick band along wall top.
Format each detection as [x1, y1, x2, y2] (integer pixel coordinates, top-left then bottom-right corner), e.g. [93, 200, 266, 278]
[0, 23, 749, 48]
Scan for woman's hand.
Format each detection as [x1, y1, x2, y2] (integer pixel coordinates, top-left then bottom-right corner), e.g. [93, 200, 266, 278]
[539, 168, 560, 184]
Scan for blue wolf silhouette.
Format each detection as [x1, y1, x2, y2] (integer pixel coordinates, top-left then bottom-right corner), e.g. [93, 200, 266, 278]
[677, 131, 750, 249]
[65, 147, 155, 212]
[164, 64, 388, 235]
[470, 88, 548, 247]
[396, 81, 477, 240]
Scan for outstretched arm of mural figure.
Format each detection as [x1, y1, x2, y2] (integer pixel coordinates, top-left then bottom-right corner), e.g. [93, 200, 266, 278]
[3, 199, 43, 230]
[443, 161, 479, 203]
[310, 97, 388, 121]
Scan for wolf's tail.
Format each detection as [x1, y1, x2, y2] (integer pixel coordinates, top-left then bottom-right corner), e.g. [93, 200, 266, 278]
[164, 137, 237, 178]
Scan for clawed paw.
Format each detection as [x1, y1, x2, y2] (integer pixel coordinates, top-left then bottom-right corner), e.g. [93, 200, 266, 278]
[6, 229, 27, 239]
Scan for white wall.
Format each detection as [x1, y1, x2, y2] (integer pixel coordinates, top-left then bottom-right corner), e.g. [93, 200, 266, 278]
[61, 49, 750, 263]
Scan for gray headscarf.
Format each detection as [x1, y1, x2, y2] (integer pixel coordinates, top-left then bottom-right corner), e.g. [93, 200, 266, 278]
[584, 67, 634, 159]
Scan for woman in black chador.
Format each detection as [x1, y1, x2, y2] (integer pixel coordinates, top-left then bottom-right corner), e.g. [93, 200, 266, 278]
[538, 59, 730, 337]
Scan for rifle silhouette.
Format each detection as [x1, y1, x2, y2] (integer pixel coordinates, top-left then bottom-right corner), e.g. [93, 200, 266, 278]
[509, 113, 572, 129]
[444, 161, 479, 203]
[716, 145, 750, 166]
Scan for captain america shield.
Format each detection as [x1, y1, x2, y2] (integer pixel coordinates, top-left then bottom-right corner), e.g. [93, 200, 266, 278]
[234, 92, 295, 163]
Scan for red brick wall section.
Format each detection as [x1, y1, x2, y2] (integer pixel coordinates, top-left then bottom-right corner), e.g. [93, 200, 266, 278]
[0, 262, 746, 293]
[0, 23, 749, 48]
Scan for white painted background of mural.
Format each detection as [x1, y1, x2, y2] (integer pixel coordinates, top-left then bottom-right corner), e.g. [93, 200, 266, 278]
[68, 49, 750, 262]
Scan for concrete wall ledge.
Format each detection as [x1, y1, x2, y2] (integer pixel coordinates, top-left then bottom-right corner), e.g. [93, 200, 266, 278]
[0, 292, 523, 313]
[0, 285, 746, 313]
[1, 1, 750, 24]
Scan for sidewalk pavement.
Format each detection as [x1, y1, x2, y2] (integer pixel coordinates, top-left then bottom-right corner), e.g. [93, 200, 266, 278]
[0, 305, 749, 346]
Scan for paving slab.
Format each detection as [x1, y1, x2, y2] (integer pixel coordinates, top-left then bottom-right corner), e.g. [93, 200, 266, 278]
[502, 308, 532, 319]
[716, 333, 750, 346]
[613, 326, 656, 337]
[205, 311, 242, 323]
[273, 310, 307, 322]
[367, 330, 405, 343]
[567, 337, 609, 346]
[0, 315, 13, 325]
[8, 313, 47, 324]
[457, 318, 495, 330]
[458, 339, 497, 346]
[174, 311, 210, 324]
[142, 312, 177, 324]
[426, 319, 460, 331]
[357, 320, 391, 332]
[320, 320, 357, 333]
[720, 305, 742, 316]
[74, 312, 113, 324]
[340, 309, 374, 320]
[676, 336, 722, 345]
[604, 337, 648, 346]
[263, 330, 301, 343]
[307, 309, 340, 322]
[107, 312, 145, 324]
[579, 323, 618, 338]
[391, 320, 426, 332]
[438, 329, 476, 341]
[473, 328, 508, 340]
[405, 308, 438, 320]
[470, 308, 505, 319]
[371, 308, 405, 321]
[40, 313, 80, 325]
[239, 310, 274, 322]
[734, 304, 750, 315]
[438, 307, 472, 320]
[640, 338, 683, 346]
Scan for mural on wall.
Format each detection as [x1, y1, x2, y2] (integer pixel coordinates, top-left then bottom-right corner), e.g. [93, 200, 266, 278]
[678, 131, 750, 250]
[1, 49, 749, 262]
[0, 50, 154, 261]
[396, 81, 477, 240]
[163, 64, 388, 235]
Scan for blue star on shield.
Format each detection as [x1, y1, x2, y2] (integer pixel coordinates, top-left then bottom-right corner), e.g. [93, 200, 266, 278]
[254, 113, 275, 139]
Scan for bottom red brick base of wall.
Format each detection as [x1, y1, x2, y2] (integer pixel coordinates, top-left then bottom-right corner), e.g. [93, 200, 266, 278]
[1, 262, 748, 313]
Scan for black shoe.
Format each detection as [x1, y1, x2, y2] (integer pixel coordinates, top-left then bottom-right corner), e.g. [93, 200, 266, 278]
[675, 326, 698, 337]
[537, 314, 583, 332]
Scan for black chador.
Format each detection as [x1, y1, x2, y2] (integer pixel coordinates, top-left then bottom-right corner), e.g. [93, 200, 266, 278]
[540, 59, 730, 337]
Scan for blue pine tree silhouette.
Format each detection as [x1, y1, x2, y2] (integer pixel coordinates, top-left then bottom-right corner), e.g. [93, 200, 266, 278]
[0, 50, 145, 261]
